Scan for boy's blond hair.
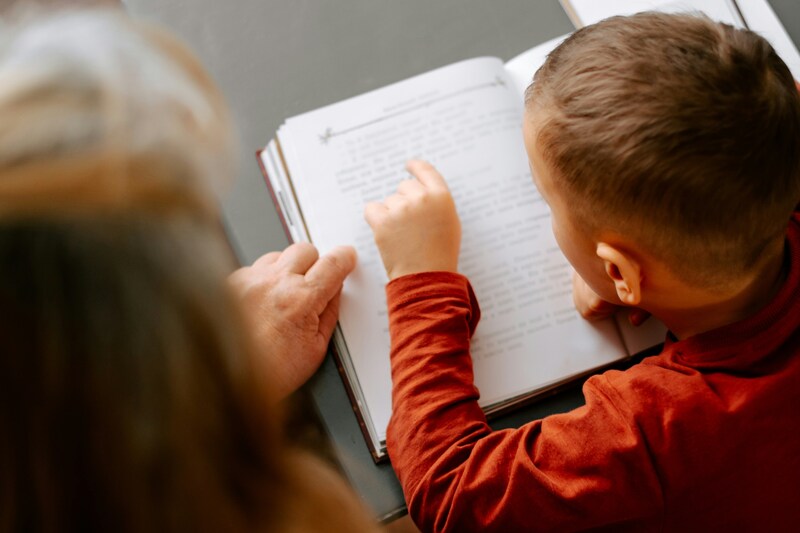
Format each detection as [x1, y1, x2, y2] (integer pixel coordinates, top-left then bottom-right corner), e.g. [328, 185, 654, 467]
[526, 12, 800, 287]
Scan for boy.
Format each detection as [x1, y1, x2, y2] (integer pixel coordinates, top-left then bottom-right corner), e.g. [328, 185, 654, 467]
[365, 12, 800, 531]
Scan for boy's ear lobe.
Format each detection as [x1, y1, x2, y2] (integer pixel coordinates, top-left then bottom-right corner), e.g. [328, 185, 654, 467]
[596, 242, 642, 306]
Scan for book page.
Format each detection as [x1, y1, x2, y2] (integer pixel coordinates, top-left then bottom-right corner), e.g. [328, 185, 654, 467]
[561, 0, 800, 79]
[279, 57, 627, 442]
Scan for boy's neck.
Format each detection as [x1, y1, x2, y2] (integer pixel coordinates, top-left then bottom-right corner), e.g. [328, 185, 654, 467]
[657, 242, 789, 340]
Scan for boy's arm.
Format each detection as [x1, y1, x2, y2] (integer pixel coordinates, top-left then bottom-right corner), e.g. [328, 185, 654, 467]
[386, 272, 664, 531]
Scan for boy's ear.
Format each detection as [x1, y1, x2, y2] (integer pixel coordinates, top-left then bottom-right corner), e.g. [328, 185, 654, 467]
[596, 242, 642, 306]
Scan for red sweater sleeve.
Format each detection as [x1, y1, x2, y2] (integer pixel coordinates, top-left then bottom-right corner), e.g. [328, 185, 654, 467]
[385, 272, 663, 532]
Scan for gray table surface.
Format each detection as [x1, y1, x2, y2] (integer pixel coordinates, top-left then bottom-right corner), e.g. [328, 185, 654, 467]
[123, 0, 799, 521]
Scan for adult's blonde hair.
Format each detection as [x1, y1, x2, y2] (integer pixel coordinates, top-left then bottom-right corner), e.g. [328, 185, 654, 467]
[0, 8, 233, 220]
[0, 10, 377, 533]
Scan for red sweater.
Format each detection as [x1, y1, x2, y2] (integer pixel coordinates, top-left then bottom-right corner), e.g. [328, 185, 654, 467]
[385, 215, 800, 532]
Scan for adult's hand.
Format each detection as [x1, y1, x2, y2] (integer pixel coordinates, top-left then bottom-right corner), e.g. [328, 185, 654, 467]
[229, 243, 357, 399]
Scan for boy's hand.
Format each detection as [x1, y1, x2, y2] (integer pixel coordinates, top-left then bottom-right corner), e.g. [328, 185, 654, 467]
[364, 160, 461, 280]
[229, 243, 357, 399]
[572, 271, 649, 326]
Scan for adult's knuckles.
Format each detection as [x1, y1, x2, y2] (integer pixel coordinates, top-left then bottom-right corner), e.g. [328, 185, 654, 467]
[267, 275, 307, 306]
[316, 253, 350, 281]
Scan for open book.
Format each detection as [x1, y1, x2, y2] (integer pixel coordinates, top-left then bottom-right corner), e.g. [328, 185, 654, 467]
[259, 0, 800, 461]
[258, 34, 670, 462]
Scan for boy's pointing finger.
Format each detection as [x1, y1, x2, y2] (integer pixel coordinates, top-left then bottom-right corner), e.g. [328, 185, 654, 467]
[406, 159, 449, 191]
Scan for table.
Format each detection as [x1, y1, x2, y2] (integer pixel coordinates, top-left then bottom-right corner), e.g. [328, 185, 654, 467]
[122, 0, 800, 521]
